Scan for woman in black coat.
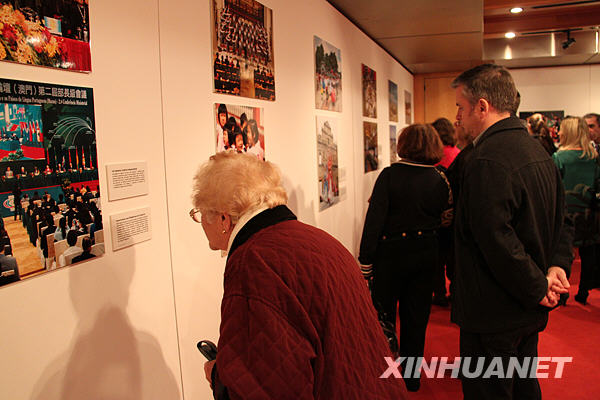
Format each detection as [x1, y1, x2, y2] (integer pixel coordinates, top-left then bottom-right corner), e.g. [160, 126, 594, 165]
[359, 123, 452, 392]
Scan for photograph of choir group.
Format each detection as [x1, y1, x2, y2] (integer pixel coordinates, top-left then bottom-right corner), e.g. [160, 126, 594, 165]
[214, 103, 265, 161]
[389, 125, 397, 164]
[362, 63, 377, 118]
[211, 0, 275, 101]
[316, 116, 339, 211]
[314, 36, 342, 112]
[388, 80, 398, 122]
[363, 121, 378, 173]
[404, 89, 412, 124]
[0, 0, 91, 71]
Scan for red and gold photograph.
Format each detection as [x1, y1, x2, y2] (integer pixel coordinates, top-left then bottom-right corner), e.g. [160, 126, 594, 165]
[0, 0, 91, 72]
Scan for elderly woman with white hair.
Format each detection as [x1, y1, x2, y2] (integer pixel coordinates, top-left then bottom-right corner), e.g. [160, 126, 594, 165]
[191, 152, 405, 400]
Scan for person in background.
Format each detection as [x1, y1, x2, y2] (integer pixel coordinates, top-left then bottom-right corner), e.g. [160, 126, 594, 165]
[430, 117, 459, 307]
[54, 217, 69, 242]
[584, 113, 600, 153]
[527, 113, 556, 155]
[216, 104, 229, 152]
[72, 236, 95, 264]
[40, 213, 57, 259]
[553, 116, 600, 305]
[192, 152, 406, 399]
[359, 124, 451, 392]
[12, 181, 22, 221]
[0, 245, 20, 287]
[433, 117, 460, 170]
[246, 119, 264, 160]
[58, 230, 83, 268]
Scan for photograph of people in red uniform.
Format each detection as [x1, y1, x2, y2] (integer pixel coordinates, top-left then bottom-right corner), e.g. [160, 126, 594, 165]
[314, 36, 342, 112]
[316, 116, 339, 210]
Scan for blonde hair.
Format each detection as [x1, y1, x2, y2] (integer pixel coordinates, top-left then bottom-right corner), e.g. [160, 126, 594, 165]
[192, 151, 287, 223]
[558, 117, 597, 160]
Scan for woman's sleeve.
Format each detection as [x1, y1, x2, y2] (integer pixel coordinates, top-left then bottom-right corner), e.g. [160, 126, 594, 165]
[358, 169, 390, 265]
[213, 295, 316, 400]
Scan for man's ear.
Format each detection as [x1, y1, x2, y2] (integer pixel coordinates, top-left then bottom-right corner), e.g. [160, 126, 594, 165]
[477, 98, 491, 115]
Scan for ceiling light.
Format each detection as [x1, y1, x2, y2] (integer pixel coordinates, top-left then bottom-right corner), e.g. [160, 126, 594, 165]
[510, 7, 523, 14]
[562, 30, 576, 49]
[505, 32, 516, 39]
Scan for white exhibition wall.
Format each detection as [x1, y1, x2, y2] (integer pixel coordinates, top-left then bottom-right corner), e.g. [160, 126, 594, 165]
[511, 64, 600, 118]
[159, 0, 412, 398]
[0, 0, 412, 399]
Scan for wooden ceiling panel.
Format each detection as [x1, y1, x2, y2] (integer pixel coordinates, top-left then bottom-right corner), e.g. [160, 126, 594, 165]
[484, 4, 600, 35]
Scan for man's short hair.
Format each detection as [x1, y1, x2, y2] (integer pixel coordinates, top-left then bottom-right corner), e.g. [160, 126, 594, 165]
[82, 236, 92, 251]
[66, 230, 79, 247]
[451, 64, 518, 114]
[584, 113, 600, 124]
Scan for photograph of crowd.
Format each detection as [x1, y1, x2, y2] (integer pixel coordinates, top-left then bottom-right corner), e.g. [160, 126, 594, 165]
[0, 0, 91, 71]
[316, 116, 339, 211]
[388, 80, 398, 122]
[404, 89, 412, 124]
[389, 125, 397, 164]
[0, 78, 103, 288]
[214, 103, 265, 160]
[211, 0, 275, 101]
[314, 36, 341, 112]
[363, 121, 378, 173]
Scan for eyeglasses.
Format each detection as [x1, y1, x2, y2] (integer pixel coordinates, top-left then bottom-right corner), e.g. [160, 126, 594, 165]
[189, 208, 202, 224]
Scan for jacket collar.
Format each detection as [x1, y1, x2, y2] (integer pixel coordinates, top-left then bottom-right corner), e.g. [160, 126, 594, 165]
[473, 116, 526, 147]
[227, 205, 297, 260]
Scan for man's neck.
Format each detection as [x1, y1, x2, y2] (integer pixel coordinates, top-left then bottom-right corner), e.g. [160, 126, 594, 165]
[472, 112, 511, 145]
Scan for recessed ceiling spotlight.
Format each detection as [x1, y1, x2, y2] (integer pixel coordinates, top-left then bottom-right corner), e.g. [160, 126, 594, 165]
[510, 7, 523, 14]
[505, 32, 516, 39]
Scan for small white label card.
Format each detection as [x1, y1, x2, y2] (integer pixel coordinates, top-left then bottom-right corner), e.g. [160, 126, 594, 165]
[110, 207, 152, 250]
[106, 161, 149, 201]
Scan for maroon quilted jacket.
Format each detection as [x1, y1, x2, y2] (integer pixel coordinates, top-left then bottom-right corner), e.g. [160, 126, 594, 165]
[212, 206, 406, 399]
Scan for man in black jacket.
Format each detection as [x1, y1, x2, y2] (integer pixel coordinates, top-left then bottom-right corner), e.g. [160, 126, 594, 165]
[451, 64, 573, 400]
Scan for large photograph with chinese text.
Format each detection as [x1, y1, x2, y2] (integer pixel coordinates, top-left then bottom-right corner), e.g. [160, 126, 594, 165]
[0, 78, 103, 288]
[0, 0, 91, 72]
[211, 0, 275, 100]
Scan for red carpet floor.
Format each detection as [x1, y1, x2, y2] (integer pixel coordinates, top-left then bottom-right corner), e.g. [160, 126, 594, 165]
[407, 259, 600, 400]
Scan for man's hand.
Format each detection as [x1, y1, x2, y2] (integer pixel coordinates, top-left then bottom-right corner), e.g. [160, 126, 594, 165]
[547, 266, 570, 292]
[204, 360, 216, 388]
[539, 266, 570, 307]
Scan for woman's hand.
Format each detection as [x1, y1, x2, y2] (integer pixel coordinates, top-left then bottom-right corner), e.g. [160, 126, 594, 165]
[204, 360, 216, 388]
